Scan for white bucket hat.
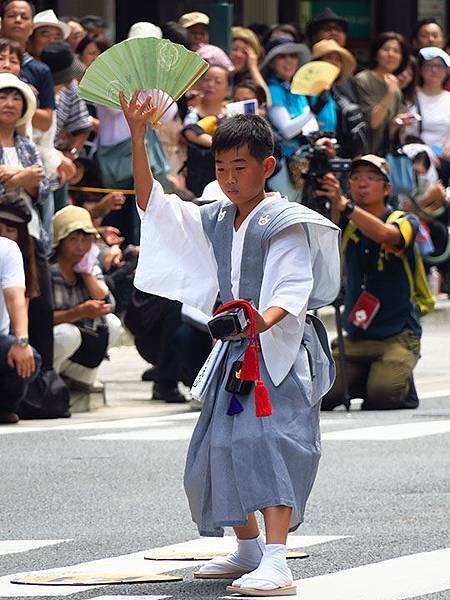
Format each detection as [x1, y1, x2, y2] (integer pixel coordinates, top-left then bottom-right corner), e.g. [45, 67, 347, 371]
[0, 73, 36, 126]
[33, 10, 70, 39]
[127, 22, 162, 40]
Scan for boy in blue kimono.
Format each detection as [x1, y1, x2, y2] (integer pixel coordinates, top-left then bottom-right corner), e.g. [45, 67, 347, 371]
[120, 90, 340, 597]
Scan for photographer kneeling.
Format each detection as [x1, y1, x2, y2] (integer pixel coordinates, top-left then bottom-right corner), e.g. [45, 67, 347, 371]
[50, 206, 122, 392]
[319, 155, 422, 410]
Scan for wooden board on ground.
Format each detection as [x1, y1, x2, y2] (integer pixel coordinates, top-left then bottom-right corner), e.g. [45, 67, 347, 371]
[11, 572, 183, 586]
[144, 550, 309, 561]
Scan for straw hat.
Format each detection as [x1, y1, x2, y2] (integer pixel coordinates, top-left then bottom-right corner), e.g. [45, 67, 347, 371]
[311, 39, 356, 81]
[33, 10, 70, 39]
[232, 26, 263, 61]
[0, 73, 36, 126]
[52, 205, 97, 249]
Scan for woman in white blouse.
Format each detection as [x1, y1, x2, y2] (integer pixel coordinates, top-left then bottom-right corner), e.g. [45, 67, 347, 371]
[405, 47, 450, 183]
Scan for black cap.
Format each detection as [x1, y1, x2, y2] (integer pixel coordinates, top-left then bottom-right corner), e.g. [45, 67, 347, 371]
[0, 193, 31, 224]
[306, 8, 349, 39]
[40, 41, 85, 85]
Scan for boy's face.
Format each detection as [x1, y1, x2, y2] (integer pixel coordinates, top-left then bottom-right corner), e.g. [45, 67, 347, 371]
[215, 145, 275, 207]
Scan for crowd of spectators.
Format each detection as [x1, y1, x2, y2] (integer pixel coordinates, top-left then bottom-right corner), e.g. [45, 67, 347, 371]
[0, 1, 449, 423]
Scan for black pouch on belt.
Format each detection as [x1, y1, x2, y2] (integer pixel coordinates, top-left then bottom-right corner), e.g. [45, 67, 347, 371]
[225, 360, 253, 395]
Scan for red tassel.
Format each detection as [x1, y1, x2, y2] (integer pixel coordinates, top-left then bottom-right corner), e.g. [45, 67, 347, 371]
[240, 343, 258, 381]
[255, 381, 272, 417]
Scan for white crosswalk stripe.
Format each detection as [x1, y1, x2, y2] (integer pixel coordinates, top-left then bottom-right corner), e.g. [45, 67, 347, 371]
[0, 535, 346, 597]
[221, 548, 450, 600]
[0, 540, 71, 557]
[322, 420, 450, 440]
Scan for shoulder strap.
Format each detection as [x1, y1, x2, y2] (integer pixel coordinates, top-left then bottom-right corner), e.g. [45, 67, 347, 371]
[341, 220, 358, 254]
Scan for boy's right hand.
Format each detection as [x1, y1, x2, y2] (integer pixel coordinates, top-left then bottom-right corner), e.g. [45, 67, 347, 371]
[119, 90, 158, 137]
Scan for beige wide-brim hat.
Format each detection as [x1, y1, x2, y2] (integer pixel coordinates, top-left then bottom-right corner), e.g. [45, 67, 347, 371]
[179, 12, 209, 29]
[311, 39, 356, 81]
[0, 73, 36, 126]
[232, 26, 264, 61]
[52, 205, 98, 249]
[33, 9, 71, 39]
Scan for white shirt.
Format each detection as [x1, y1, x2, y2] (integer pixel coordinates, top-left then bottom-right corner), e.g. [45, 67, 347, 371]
[0, 237, 25, 336]
[406, 90, 450, 149]
[135, 181, 316, 385]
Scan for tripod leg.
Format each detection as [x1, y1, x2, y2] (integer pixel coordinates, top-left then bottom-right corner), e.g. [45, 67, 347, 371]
[334, 304, 351, 410]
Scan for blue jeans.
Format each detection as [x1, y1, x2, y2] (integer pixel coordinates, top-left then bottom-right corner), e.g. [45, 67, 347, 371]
[0, 335, 41, 413]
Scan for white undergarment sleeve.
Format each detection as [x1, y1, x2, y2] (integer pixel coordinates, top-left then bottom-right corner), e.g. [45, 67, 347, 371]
[268, 105, 318, 139]
[259, 224, 313, 385]
[134, 180, 219, 314]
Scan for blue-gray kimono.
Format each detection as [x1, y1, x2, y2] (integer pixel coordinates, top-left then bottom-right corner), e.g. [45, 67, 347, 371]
[134, 182, 341, 536]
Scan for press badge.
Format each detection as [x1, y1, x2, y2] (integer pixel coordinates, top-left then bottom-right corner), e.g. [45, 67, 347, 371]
[348, 291, 381, 330]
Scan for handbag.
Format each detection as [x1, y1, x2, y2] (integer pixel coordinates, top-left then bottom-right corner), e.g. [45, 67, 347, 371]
[18, 368, 70, 419]
[70, 323, 109, 368]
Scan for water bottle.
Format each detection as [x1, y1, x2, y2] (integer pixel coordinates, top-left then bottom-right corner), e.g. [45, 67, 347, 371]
[428, 267, 440, 297]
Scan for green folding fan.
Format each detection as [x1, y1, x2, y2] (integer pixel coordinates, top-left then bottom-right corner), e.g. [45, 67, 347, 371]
[78, 37, 208, 126]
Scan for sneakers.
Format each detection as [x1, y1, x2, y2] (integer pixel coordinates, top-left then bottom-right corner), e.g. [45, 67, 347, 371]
[0, 411, 19, 424]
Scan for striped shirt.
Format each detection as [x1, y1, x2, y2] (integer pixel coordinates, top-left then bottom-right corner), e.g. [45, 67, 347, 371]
[50, 262, 107, 328]
[55, 82, 91, 140]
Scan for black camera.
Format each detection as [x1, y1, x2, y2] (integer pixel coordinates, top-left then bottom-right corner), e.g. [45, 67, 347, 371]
[301, 133, 352, 217]
[208, 307, 248, 340]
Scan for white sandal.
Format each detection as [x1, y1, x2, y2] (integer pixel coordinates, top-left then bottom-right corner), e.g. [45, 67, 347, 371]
[226, 582, 297, 596]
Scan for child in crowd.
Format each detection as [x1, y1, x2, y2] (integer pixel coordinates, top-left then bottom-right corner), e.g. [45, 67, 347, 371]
[121, 91, 340, 597]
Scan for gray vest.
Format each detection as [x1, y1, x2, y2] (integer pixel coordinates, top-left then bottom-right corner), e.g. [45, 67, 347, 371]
[200, 197, 339, 309]
[200, 197, 336, 399]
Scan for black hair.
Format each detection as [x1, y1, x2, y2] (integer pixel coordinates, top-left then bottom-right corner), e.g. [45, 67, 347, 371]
[369, 31, 410, 75]
[247, 23, 270, 45]
[0, 37, 23, 65]
[1, 0, 35, 18]
[60, 16, 81, 24]
[263, 23, 301, 46]
[401, 55, 419, 104]
[234, 79, 266, 106]
[412, 18, 443, 42]
[76, 34, 111, 56]
[0, 86, 26, 116]
[413, 150, 431, 172]
[161, 21, 190, 48]
[79, 15, 107, 30]
[211, 114, 274, 160]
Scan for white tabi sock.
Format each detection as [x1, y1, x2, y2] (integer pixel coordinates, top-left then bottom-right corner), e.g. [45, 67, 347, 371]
[232, 543, 293, 589]
[196, 533, 265, 575]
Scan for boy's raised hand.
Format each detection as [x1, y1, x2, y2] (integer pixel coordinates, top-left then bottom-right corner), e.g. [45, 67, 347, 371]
[119, 90, 158, 137]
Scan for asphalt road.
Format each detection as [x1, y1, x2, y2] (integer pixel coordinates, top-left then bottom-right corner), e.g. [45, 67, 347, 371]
[1, 315, 449, 600]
